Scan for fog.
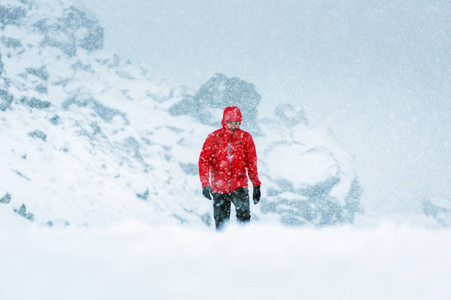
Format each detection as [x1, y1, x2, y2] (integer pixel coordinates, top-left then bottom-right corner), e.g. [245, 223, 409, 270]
[76, 0, 451, 215]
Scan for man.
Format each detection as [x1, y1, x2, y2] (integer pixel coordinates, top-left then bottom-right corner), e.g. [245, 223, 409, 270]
[198, 106, 261, 230]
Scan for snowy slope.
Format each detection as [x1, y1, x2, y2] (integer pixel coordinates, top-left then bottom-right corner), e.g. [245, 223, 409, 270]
[0, 0, 215, 228]
[0, 0, 369, 229]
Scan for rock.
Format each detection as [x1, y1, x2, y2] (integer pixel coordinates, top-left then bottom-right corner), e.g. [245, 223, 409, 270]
[37, 5, 104, 56]
[62, 95, 129, 124]
[169, 73, 261, 134]
[123, 137, 143, 162]
[35, 84, 48, 94]
[0, 193, 11, 204]
[0, 5, 26, 28]
[179, 162, 198, 175]
[49, 115, 60, 125]
[423, 198, 451, 227]
[0, 52, 3, 75]
[259, 106, 363, 227]
[23, 97, 51, 109]
[136, 189, 149, 201]
[0, 89, 13, 111]
[28, 130, 47, 141]
[14, 204, 34, 222]
[26, 66, 49, 81]
[201, 213, 212, 226]
[0, 36, 23, 49]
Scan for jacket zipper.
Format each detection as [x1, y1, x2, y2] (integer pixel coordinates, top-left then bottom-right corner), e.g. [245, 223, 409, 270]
[229, 130, 235, 193]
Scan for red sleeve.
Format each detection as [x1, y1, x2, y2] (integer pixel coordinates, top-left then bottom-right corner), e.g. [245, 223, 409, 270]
[198, 133, 216, 187]
[244, 133, 261, 187]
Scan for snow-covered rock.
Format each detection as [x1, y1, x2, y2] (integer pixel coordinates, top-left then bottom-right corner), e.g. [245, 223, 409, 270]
[169, 73, 261, 134]
[0, 193, 11, 204]
[423, 198, 451, 228]
[256, 104, 362, 226]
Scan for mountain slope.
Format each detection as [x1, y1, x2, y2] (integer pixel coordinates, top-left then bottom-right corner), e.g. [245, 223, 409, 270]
[1, 0, 362, 229]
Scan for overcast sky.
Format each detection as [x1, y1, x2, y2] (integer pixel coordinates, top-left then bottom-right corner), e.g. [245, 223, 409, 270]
[76, 0, 450, 213]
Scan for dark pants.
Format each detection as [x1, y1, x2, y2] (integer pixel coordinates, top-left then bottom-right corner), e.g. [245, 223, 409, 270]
[212, 188, 251, 230]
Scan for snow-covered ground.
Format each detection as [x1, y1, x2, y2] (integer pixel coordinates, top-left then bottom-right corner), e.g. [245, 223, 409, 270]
[1, 222, 451, 300]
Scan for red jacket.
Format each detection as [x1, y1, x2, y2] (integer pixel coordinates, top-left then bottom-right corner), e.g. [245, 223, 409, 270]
[199, 106, 261, 193]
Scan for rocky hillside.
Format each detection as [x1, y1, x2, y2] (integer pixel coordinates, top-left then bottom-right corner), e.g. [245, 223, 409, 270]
[1, 0, 365, 229]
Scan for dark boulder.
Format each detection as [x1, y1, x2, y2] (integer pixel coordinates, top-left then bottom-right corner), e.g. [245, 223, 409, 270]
[0, 193, 11, 204]
[0, 5, 26, 28]
[38, 6, 104, 56]
[169, 73, 261, 134]
[28, 130, 47, 141]
[14, 204, 34, 222]
[0, 89, 13, 111]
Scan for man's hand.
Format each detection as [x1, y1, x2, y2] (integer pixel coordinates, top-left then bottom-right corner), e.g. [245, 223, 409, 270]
[202, 186, 213, 200]
[253, 185, 261, 205]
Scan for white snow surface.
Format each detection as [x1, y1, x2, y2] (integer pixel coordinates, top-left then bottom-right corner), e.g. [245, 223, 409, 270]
[1, 222, 451, 300]
[266, 143, 338, 187]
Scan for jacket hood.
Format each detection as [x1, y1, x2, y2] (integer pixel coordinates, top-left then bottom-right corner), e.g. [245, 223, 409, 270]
[221, 106, 243, 128]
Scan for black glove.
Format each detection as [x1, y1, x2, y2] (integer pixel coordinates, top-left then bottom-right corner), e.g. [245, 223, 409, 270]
[253, 185, 261, 205]
[202, 186, 213, 200]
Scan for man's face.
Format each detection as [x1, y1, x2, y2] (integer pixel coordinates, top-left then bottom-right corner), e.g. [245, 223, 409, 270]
[226, 121, 240, 130]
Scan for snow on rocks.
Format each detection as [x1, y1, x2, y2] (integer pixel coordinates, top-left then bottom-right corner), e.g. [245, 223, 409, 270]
[0, 0, 363, 229]
[258, 104, 363, 226]
[423, 197, 451, 228]
[0, 193, 11, 204]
